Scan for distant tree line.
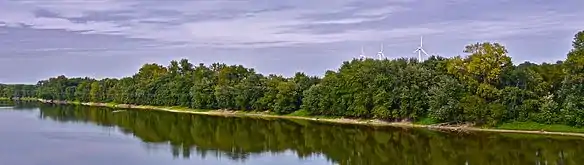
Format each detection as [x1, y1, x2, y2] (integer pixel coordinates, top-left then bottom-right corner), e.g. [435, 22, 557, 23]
[0, 84, 37, 99]
[10, 30, 584, 127]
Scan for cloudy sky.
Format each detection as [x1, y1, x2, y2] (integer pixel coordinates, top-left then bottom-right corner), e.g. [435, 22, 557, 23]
[0, 0, 583, 84]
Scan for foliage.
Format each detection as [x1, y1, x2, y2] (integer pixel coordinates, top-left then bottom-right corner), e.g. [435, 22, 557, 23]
[6, 30, 584, 127]
[0, 84, 37, 99]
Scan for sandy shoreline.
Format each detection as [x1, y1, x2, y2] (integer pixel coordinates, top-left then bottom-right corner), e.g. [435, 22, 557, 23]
[35, 99, 584, 138]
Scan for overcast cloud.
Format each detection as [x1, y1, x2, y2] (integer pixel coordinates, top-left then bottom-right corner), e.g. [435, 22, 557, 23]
[1, 0, 583, 84]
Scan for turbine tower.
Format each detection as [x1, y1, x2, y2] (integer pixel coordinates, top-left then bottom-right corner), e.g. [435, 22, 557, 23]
[377, 43, 385, 60]
[359, 46, 366, 60]
[413, 36, 429, 62]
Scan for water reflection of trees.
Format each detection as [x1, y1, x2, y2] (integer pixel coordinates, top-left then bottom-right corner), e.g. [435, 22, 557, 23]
[37, 104, 584, 165]
[0, 101, 39, 109]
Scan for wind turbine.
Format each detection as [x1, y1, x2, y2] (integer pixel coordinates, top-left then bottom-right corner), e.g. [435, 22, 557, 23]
[377, 43, 385, 60]
[359, 46, 366, 60]
[413, 36, 429, 62]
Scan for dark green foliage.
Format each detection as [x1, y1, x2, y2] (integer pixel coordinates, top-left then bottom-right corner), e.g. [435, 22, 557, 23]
[0, 84, 37, 99]
[428, 75, 465, 123]
[558, 31, 584, 126]
[5, 30, 584, 127]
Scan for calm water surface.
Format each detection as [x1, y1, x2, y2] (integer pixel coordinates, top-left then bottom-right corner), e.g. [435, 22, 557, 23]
[1, 101, 584, 165]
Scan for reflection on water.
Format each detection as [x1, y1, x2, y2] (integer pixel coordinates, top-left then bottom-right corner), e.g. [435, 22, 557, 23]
[3, 102, 584, 165]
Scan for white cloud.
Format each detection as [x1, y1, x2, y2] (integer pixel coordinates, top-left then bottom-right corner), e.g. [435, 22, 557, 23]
[354, 6, 410, 16]
[18, 0, 137, 18]
[31, 18, 128, 34]
[0, 0, 583, 50]
[429, 12, 584, 40]
[0, 0, 419, 47]
[312, 15, 389, 24]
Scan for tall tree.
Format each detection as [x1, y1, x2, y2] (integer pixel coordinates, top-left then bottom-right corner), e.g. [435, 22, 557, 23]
[559, 30, 584, 126]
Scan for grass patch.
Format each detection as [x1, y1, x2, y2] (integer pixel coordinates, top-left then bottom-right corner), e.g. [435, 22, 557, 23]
[168, 106, 209, 112]
[287, 109, 311, 117]
[414, 117, 438, 125]
[287, 110, 338, 119]
[497, 121, 584, 133]
[166, 106, 189, 111]
[105, 102, 118, 107]
[148, 105, 211, 112]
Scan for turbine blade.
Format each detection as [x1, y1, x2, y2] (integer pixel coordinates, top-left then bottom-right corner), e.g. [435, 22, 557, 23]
[421, 49, 429, 56]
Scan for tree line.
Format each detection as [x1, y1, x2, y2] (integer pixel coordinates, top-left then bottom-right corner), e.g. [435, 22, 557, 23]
[0, 84, 37, 99]
[7, 30, 584, 127]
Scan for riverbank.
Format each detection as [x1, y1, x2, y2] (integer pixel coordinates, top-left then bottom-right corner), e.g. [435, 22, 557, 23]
[34, 99, 584, 138]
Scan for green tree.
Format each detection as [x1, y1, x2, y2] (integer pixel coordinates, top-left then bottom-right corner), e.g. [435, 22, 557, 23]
[89, 81, 101, 102]
[559, 30, 584, 126]
[428, 75, 466, 123]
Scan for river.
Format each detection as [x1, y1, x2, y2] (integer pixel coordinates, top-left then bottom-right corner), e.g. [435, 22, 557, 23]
[1, 101, 583, 165]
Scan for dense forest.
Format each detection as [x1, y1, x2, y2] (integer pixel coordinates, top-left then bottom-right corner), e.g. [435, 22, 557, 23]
[3, 30, 584, 127]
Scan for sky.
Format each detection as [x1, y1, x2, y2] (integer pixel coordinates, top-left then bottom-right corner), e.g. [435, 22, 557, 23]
[0, 0, 583, 84]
